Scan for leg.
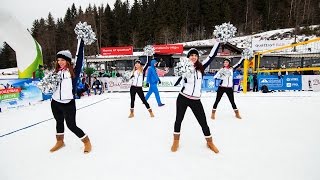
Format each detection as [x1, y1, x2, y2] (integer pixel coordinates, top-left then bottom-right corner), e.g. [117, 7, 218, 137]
[136, 87, 150, 109]
[145, 86, 154, 101]
[51, 100, 65, 134]
[63, 100, 86, 138]
[130, 86, 137, 109]
[212, 86, 225, 109]
[225, 88, 242, 119]
[189, 100, 211, 137]
[225, 88, 238, 109]
[50, 100, 66, 152]
[174, 94, 188, 134]
[153, 84, 163, 105]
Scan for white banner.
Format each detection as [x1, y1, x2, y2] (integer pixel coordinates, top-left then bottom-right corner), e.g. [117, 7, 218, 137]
[302, 75, 320, 91]
[98, 76, 182, 92]
[252, 40, 293, 51]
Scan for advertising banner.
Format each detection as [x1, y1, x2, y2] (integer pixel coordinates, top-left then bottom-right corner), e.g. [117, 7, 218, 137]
[302, 75, 320, 91]
[252, 40, 293, 51]
[100, 46, 133, 56]
[258, 75, 302, 90]
[153, 44, 184, 54]
[0, 78, 43, 109]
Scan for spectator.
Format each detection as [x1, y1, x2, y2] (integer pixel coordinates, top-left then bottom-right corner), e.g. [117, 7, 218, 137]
[76, 78, 90, 98]
[158, 58, 166, 67]
[253, 74, 258, 92]
[92, 77, 102, 95]
[35, 65, 45, 79]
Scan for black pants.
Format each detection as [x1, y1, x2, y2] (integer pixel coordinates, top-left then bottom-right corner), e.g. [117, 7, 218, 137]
[253, 82, 258, 92]
[51, 99, 86, 138]
[213, 86, 238, 109]
[174, 94, 211, 137]
[130, 86, 150, 109]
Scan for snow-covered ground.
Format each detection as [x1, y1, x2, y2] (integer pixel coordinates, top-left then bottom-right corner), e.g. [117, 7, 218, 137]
[1, 91, 320, 180]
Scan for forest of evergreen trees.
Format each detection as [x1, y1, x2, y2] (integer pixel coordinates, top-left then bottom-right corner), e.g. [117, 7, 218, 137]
[1, 0, 320, 69]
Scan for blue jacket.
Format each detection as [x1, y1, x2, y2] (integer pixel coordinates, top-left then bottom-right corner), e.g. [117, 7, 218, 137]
[147, 60, 160, 84]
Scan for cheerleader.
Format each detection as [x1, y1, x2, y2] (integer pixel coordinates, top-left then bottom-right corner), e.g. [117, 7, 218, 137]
[128, 59, 154, 118]
[171, 42, 220, 153]
[50, 50, 92, 153]
[211, 58, 244, 120]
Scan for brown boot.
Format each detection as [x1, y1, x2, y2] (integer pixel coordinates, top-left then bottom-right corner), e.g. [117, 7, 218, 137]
[128, 108, 134, 118]
[50, 134, 65, 152]
[171, 133, 180, 152]
[206, 137, 219, 153]
[148, 108, 155, 118]
[211, 109, 216, 120]
[235, 109, 242, 119]
[81, 135, 92, 154]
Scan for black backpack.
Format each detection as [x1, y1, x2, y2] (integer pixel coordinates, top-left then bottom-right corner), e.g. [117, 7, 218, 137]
[261, 85, 269, 93]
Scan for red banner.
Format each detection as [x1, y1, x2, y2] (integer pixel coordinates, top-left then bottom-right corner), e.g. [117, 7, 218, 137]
[153, 44, 183, 54]
[100, 46, 133, 56]
[0, 88, 21, 95]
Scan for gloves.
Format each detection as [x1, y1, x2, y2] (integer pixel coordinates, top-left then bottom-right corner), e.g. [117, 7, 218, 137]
[158, 79, 161, 84]
[184, 77, 187, 83]
[146, 83, 149, 87]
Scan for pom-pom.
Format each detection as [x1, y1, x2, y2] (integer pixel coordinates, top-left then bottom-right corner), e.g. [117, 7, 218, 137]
[37, 72, 61, 94]
[213, 22, 237, 44]
[174, 57, 195, 78]
[143, 45, 155, 56]
[122, 71, 132, 82]
[241, 48, 254, 60]
[74, 22, 97, 45]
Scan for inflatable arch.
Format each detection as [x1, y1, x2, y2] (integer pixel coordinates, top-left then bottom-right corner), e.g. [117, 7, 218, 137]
[0, 10, 43, 78]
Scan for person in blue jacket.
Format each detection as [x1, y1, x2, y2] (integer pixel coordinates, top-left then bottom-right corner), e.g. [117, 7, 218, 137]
[145, 59, 165, 106]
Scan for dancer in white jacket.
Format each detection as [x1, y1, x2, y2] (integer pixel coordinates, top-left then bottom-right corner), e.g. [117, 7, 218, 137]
[211, 58, 244, 120]
[171, 42, 220, 153]
[50, 50, 92, 153]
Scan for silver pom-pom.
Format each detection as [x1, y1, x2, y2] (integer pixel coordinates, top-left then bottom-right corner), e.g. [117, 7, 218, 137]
[241, 48, 254, 60]
[37, 72, 61, 94]
[74, 22, 97, 45]
[174, 57, 195, 77]
[213, 22, 237, 44]
[122, 71, 132, 83]
[143, 45, 155, 56]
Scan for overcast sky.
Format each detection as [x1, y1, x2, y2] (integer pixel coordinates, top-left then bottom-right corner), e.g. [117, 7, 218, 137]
[1, 0, 132, 46]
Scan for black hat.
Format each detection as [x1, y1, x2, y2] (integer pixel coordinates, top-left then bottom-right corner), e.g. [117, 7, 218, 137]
[187, 48, 199, 58]
[56, 50, 72, 63]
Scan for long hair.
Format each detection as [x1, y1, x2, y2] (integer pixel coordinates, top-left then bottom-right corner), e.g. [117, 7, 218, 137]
[194, 59, 204, 75]
[54, 61, 75, 78]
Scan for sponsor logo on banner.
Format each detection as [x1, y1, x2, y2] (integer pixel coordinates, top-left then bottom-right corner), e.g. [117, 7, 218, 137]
[258, 75, 302, 90]
[153, 44, 183, 54]
[100, 46, 133, 56]
[252, 40, 293, 51]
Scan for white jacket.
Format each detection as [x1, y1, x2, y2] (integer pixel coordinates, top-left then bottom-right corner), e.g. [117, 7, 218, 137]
[180, 69, 203, 99]
[214, 58, 244, 88]
[52, 69, 74, 103]
[179, 42, 221, 99]
[214, 67, 234, 87]
[131, 70, 144, 87]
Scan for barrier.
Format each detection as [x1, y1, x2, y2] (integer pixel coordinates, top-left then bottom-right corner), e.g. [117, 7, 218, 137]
[302, 75, 320, 91]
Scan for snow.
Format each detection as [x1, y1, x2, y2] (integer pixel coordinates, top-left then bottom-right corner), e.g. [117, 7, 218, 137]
[1, 91, 320, 180]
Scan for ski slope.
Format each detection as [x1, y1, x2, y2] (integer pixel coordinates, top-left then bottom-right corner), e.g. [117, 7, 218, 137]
[0, 91, 320, 180]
